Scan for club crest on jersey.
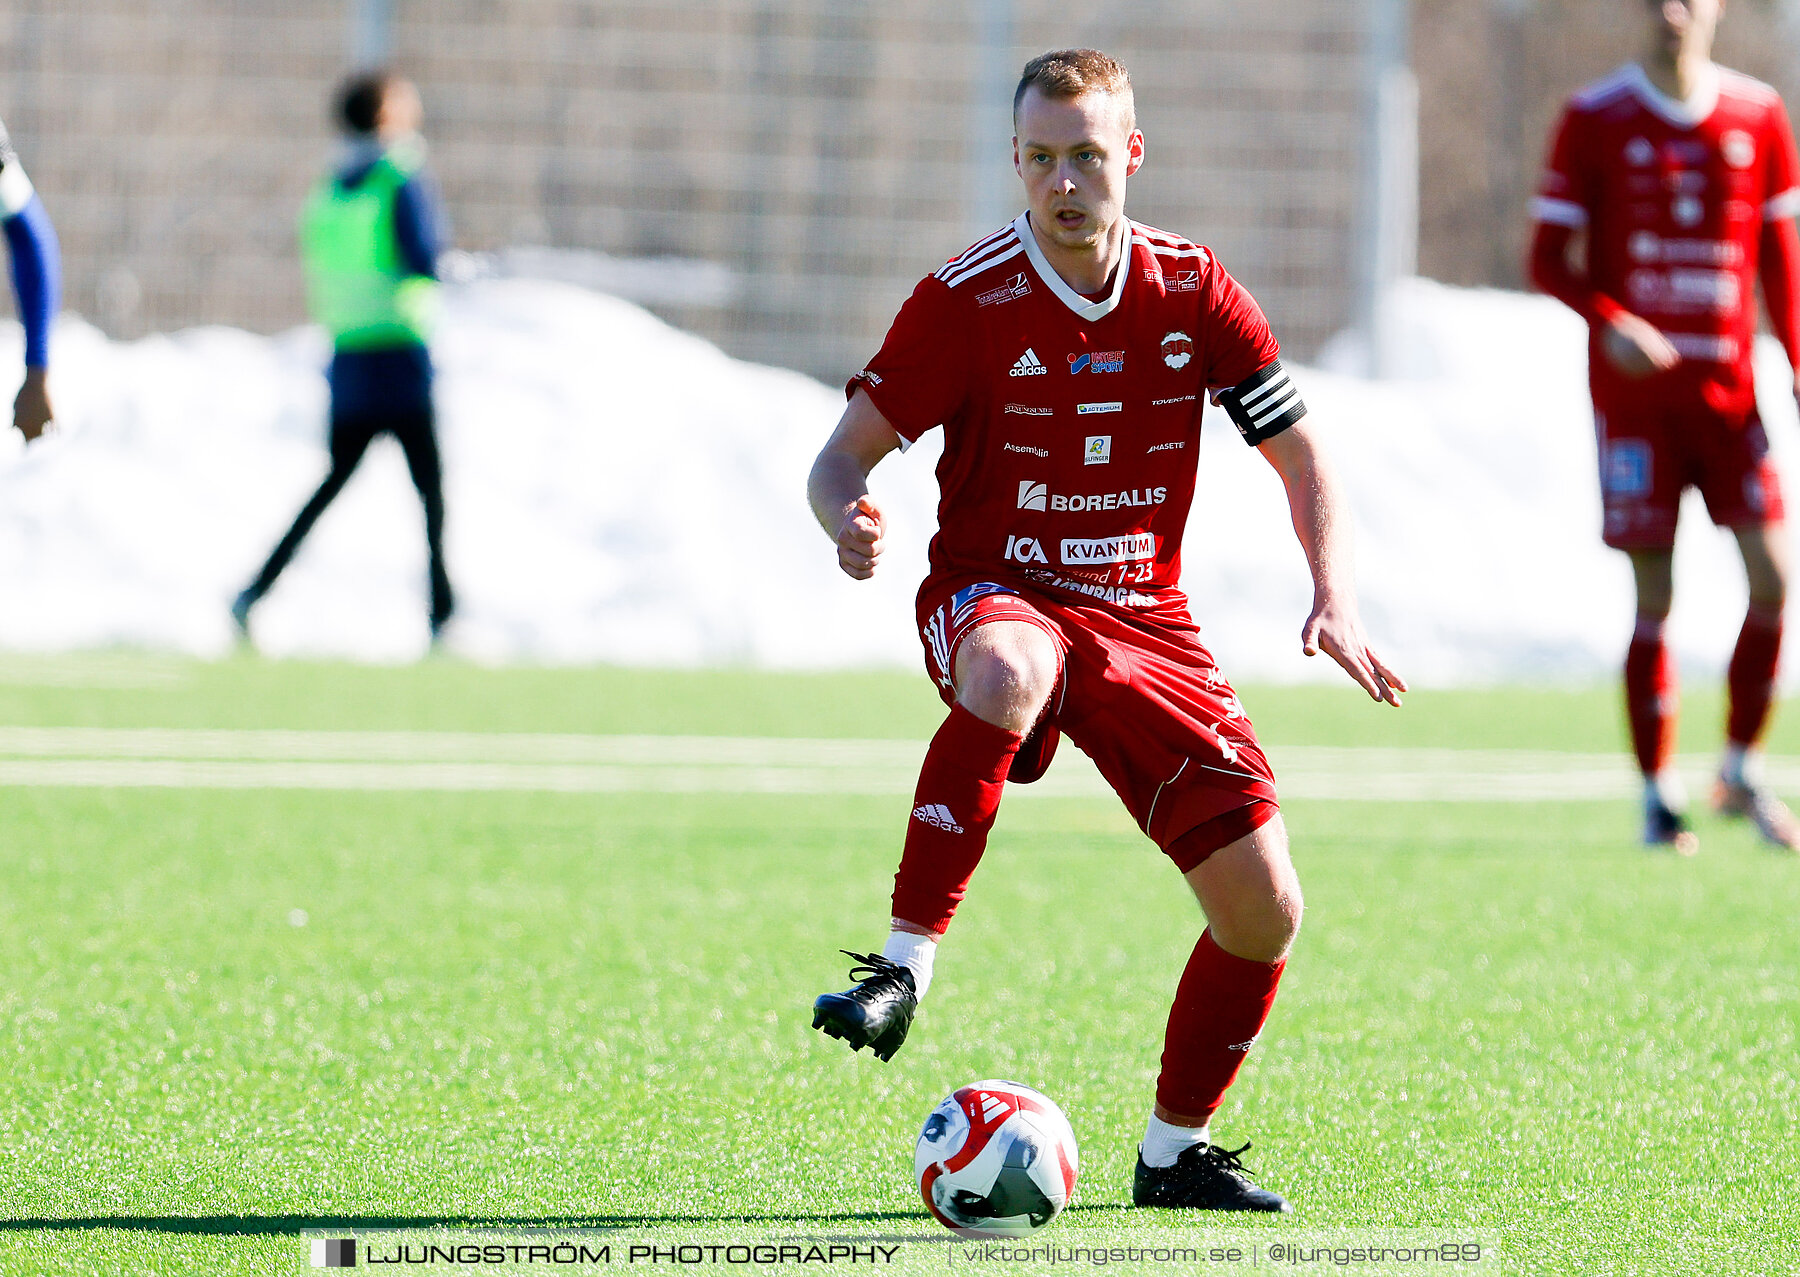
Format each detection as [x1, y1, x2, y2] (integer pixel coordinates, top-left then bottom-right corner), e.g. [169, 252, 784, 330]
[977, 272, 1032, 307]
[1723, 129, 1755, 170]
[1161, 331, 1194, 370]
[1017, 480, 1048, 511]
[1068, 350, 1125, 374]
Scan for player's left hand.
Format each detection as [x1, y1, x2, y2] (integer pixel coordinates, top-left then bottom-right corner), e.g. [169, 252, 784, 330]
[12, 367, 53, 442]
[1303, 595, 1406, 706]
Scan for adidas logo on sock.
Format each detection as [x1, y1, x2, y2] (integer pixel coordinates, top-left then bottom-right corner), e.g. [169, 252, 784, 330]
[1009, 348, 1048, 377]
[911, 803, 965, 834]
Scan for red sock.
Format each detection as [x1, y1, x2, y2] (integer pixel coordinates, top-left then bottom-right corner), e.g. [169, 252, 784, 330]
[1624, 619, 1676, 776]
[1155, 929, 1285, 1124]
[1727, 607, 1783, 747]
[890, 704, 1022, 935]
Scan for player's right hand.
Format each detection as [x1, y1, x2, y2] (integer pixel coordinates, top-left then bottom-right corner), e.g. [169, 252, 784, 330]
[1600, 312, 1680, 379]
[836, 495, 885, 580]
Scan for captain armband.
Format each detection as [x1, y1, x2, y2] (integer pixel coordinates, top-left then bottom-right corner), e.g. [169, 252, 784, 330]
[1214, 359, 1306, 446]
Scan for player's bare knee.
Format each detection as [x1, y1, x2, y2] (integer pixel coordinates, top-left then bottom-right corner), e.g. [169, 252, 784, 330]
[954, 629, 1057, 734]
[1213, 889, 1301, 964]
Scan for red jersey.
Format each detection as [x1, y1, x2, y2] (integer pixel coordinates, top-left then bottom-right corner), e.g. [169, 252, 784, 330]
[850, 212, 1300, 614]
[1533, 62, 1800, 412]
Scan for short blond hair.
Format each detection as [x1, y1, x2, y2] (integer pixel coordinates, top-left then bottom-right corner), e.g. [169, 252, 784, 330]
[1013, 49, 1136, 134]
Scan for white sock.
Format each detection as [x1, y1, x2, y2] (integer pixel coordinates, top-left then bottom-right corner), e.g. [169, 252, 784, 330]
[882, 929, 937, 1001]
[1140, 1113, 1210, 1168]
[1645, 770, 1687, 815]
[1721, 744, 1761, 788]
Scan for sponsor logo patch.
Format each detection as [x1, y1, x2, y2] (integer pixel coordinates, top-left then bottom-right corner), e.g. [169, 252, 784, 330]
[1003, 441, 1050, 457]
[1150, 396, 1196, 408]
[1004, 534, 1049, 564]
[950, 582, 1015, 617]
[1169, 269, 1200, 292]
[1048, 487, 1168, 512]
[1009, 349, 1049, 376]
[1004, 403, 1052, 416]
[1067, 349, 1125, 374]
[1625, 136, 1654, 167]
[1605, 439, 1652, 497]
[911, 803, 965, 834]
[1161, 331, 1194, 370]
[1017, 480, 1048, 511]
[1084, 434, 1112, 464]
[1146, 440, 1185, 453]
[977, 272, 1032, 307]
[1061, 532, 1156, 565]
[1077, 402, 1122, 416]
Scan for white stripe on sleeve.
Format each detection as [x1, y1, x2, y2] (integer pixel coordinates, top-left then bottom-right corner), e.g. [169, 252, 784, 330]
[1529, 196, 1588, 228]
[0, 162, 34, 217]
[1765, 187, 1800, 221]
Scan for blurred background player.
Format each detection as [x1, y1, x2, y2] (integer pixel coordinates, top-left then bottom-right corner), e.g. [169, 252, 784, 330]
[1, 115, 60, 442]
[233, 71, 454, 641]
[1529, 0, 1800, 854]
[807, 50, 1404, 1213]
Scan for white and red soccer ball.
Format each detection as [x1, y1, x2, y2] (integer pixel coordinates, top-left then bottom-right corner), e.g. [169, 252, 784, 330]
[915, 1080, 1079, 1237]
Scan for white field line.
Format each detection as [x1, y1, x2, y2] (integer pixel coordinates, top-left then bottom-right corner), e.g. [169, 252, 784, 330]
[0, 727, 1790, 801]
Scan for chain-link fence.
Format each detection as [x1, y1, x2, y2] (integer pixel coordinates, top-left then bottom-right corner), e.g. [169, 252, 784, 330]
[2, 0, 1370, 385]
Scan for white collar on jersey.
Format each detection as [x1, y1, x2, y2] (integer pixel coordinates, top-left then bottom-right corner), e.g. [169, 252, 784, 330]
[1014, 211, 1131, 321]
[1624, 60, 1721, 130]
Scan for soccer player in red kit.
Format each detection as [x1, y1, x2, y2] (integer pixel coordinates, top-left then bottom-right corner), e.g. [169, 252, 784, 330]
[1530, 0, 1800, 854]
[806, 50, 1405, 1213]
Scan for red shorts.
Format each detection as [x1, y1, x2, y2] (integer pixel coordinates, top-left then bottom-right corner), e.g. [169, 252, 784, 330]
[1594, 393, 1784, 550]
[917, 579, 1279, 872]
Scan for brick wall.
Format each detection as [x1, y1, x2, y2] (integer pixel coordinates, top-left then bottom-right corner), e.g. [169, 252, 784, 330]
[2, 0, 1366, 382]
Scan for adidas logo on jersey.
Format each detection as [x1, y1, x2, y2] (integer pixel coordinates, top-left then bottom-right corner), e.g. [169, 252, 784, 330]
[911, 803, 965, 834]
[1009, 349, 1048, 377]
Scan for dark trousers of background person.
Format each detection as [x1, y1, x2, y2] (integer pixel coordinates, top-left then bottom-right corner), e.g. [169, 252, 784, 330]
[244, 402, 454, 632]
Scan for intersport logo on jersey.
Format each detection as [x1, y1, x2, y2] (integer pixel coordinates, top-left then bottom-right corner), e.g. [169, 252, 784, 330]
[1061, 533, 1156, 565]
[1016, 482, 1169, 512]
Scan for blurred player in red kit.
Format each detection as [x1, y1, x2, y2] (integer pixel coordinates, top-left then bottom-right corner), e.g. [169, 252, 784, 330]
[1530, 0, 1800, 854]
[806, 50, 1405, 1212]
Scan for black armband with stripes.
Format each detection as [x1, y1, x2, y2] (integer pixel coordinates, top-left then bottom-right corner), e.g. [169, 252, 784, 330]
[1216, 359, 1306, 445]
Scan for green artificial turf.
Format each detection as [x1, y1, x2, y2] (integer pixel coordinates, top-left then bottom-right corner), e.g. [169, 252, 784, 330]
[0, 657, 1796, 1275]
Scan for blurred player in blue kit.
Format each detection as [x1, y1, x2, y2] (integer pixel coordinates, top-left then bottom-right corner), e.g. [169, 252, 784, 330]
[1, 115, 60, 442]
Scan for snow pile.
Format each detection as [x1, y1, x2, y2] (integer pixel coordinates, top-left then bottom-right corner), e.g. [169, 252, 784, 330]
[0, 275, 1791, 682]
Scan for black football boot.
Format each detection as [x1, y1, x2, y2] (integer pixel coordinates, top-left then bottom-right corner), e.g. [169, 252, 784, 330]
[1132, 1141, 1291, 1213]
[811, 950, 918, 1062]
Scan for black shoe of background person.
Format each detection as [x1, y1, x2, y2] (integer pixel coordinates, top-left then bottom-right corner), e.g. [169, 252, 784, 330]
[812, 950, 917, 1062]
[429, 589, 455, 644]
[229, 588, 256, 639]
[1132, 1141, 1291, 1212]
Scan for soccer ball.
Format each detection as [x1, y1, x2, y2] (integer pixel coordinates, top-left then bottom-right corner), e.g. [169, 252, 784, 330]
[915, 1079, 1079, 1237]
